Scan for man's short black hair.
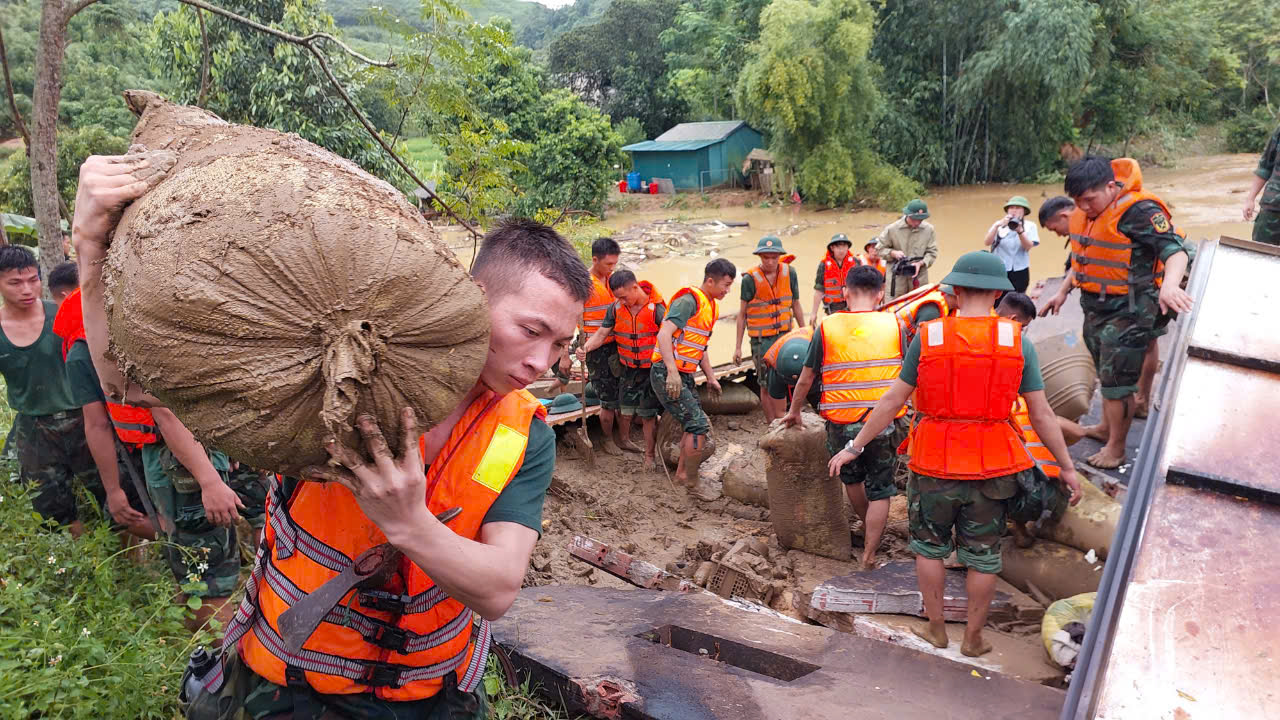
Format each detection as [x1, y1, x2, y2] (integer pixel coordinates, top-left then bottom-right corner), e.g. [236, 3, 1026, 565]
[48, 261, 78, 291]
[1038, 196, 1076, 226]
[1064, 156, 1115, 198]
[845, 264, 884, 292]
[0, 246, 38, 275]
[998, 292, 1037, 325]
[608, 269, 637, 292]
[704, 258, 736, 281]
[591, 237, 621, 259]
[473, 218, 592, 302]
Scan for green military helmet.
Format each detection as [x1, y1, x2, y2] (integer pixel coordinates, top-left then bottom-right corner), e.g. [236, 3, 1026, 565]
[774, 336, 811, 385]
[547, 392, 583, 414]
[827, 233, 852, 250]
[753, 235, 787, 255]
[1003, 195, 1032, 214]
[583, 382, 601, 407]
[903, 199, 930, 220]
[941, 251, 1014, 291]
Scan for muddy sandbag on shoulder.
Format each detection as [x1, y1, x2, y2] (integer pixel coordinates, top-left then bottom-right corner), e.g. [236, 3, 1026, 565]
[698, 381, 758, 415]
[105, 91, 490, 474]
[759, 413, 851, 560]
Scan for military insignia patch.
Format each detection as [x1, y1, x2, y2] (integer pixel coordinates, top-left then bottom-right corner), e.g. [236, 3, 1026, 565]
[1150, 212, 1171, 233]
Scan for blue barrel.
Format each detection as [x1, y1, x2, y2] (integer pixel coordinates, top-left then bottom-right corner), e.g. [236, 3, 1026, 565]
[627, 171, 641, 192]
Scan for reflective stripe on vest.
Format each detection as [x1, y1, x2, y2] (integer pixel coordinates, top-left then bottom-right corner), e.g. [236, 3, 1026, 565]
[107, 402, 159, 446]
[907, 317, 1035, 480]
[1013, 397, 1061, 478]
[651, 287, 718, 374]
[615, 282, 666, 368]
[1068, 159, 1172, 297]
[745, 265, 793, 337]
[818, 311, 906, 424]
[579, 274, 615, 341]
[821, 253, 856, 305]
[239, 390, 543, 701]
[891, 286, 949, 346]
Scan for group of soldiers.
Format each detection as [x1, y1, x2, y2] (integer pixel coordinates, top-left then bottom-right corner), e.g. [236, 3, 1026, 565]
[0, 142, 1248, 716]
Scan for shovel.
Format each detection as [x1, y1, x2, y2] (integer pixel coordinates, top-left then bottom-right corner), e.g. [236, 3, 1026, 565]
[575, 315, 596, 469]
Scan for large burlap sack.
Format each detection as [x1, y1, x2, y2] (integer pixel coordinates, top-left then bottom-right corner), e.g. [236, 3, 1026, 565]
[1039, 480, 1121, 559]
[1000, 539, 1101, 601]
[106, 91, 489, 474]
[698, 381, 758, 415]
[759, 413, 851, 560]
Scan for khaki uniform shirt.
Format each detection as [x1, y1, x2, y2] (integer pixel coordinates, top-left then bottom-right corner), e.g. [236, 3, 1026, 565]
[876, 217, 940, 299]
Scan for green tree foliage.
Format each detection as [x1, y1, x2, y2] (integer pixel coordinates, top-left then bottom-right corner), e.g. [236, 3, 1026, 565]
[736, 0, 917, 207]
[0, 125, 128, 216]
[149, 0, 400, 181]
[547, 0, 686, 137]
[661, 0, 768, 121]
[614, 116, 645, 146]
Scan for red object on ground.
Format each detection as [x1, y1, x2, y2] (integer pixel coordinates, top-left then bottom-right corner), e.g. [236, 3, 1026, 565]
[617, 179, 628, 193]
[649, 181, 659, 195]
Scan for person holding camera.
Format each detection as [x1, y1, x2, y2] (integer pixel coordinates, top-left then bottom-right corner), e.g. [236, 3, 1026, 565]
[876, 199, 939, 301]
[983, 196, 1039, 293]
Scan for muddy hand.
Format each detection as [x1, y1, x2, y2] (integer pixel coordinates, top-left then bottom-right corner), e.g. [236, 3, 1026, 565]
[72, 150, 176, 248]
[665, 373, 683, 400]
[1060, 468, 1083, 506]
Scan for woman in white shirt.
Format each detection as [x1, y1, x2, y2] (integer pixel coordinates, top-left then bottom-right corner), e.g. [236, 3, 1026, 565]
[983, 195, 1039, 293]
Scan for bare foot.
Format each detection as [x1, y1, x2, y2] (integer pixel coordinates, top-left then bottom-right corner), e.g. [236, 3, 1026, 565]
[617, 439, 642, 454]
[642, 455, 656, 471]
[861, 558, 880, 571]
[1086, 448, 1125, 470]
[961, 636, 994, 657]
[1082, 424, 1109, 442]
[1059, 419, 1086, 446]
[601, 439, 623, 457]
[912, 624, 949, 649]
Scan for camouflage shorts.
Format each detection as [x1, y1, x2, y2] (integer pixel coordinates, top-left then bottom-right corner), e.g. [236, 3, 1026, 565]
[1253, 207, 1280, 246]
[1082, 293, 1158, 399]
[226, 464, 268, 531]
[620, 365, 661, 418]
[1007, 466, 1068, 526]
[650, 363, 710, 436]
[141, 443, 241, 598]
[907, 471, 1022, 574]
[825, 419, 903, 501]
[13, 411, 102, 526]
[586, 345, 622, 410]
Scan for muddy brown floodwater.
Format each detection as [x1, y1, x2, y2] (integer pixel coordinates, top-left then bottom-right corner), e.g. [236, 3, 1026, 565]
[446, 153, 1258, 367]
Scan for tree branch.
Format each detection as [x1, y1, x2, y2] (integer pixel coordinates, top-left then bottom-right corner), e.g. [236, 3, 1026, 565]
[195, 7, 211, 107]
[176, 0, 394, 68]
[66, 0, 103, 20]
[0, 24, 30, 150]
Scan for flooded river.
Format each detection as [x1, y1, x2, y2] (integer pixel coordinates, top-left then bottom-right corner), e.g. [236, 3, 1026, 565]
[450, 153, 1259, 365]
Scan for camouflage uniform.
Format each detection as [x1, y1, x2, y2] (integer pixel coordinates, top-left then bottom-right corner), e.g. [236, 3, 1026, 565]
[907, 470, 1022, 574]
[649, 362, 710, 436]
[1007, 466, 1068, 526]
[227, 464, 269, 531]
[825, 419, 903, 502]
[13, 411, 102, 526]
[142, 443, 243, 598]
[748, 332, 783, 391]
[1254, 209, 1280, 246]
[620, 366, 661, 418]
[584, 345, 622, 412]
[1253, 125, 1280, 246]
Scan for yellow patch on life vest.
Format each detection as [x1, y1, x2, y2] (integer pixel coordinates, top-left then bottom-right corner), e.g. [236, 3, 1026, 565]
[472, 424, 528, 494]
[1150, 212, 1170, 233]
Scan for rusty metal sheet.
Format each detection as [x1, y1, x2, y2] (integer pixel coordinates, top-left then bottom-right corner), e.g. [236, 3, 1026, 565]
[1161, 359, 1280, 501]
[496, 585, 1064, 720]
[1094, 483, 1280, 719]
[810, 562, 1015, 623]
[1188, 243, 1280, 372]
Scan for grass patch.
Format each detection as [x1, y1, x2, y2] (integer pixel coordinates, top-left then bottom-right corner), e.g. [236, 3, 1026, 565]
[402, 136, 446, 173]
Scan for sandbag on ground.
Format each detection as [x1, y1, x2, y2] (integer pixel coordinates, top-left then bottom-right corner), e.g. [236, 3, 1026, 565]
[698, 381, 759, 415]
[106, 91, 490, 474]
[1042, 592, 1096, 669]
[759, 412, 850, 560]
[1039, 480, 1121, 559]
[1000, 539, 1101, 601]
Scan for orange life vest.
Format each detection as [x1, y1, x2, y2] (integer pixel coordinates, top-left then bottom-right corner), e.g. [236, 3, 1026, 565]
[907, 316, 1035, 480]
[614, 281, 666, 369]
[860, 253, 887, 276]
[52, 288, 159, 446]
[651, 286, 718, 374]
[818, 311, 907, 424]
[762, 325, 813, 370]
[1069, 159, 1183, 296]
[820, 252, 857, 306]
[579, 273, 615, 343]
[879, 283, 950, 346]
[235, 390, 545, 701]
[1011, 395, 1060, 479]
[745, 258, 795, 338]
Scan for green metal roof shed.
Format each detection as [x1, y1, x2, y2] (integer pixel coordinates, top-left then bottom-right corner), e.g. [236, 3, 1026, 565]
[623, 121, 764, 191]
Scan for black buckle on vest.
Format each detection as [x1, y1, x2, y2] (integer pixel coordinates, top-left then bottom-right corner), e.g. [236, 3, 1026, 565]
[367, 624, 409, 652]
[361, 662, 403, 688]
[285, 665, 309, 689]
[358, 589, 408, 613]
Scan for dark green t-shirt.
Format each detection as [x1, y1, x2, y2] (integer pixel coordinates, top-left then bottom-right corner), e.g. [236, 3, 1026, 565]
[602, 302, 666, 330]
[0, 300, 78, 416]
[899, 326, 1043, 394]
[65, 339, 106, 407]
[1256, 124, 1280, 211]
[1080, 199, 1188, 314]
[664, 294, 699, 330]
[813, 261, 827, 291]
[741, 266, 800, 302]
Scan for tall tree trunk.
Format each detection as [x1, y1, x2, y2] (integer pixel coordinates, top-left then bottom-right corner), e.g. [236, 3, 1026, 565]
[31, 0, 69, 290]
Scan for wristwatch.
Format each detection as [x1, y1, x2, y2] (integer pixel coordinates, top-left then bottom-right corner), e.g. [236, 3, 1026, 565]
[843, 440, 864, 456]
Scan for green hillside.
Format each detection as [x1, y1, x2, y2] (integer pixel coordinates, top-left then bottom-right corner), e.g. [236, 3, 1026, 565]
[323, 0, 609, 49]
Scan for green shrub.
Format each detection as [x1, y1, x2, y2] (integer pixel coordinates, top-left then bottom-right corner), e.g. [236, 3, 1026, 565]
[1224, 107, 1278, 154]
[0, 125, 129, 217]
